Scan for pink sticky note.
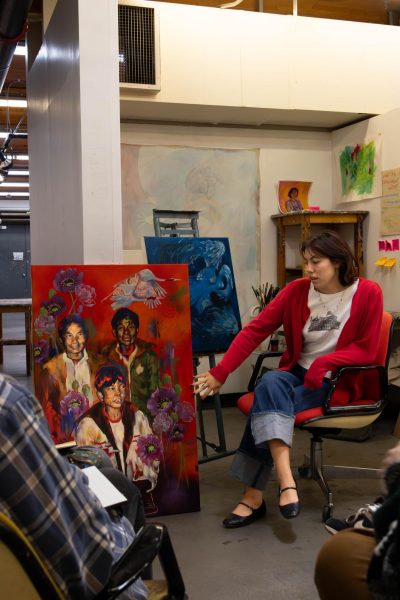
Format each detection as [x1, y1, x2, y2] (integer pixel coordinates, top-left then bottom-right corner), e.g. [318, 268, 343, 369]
[378, 241, 386, 251]
[392, 239, 400, 251]
[386, 240, 393, 251]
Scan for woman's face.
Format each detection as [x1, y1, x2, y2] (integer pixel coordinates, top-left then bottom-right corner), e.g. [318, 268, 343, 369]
[303, 249, 342, 293]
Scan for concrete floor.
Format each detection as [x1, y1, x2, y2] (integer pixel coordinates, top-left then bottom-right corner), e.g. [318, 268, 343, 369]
[1, 314, 399, 600]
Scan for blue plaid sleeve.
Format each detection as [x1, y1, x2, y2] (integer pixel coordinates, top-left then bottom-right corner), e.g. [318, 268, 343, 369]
[0, 375, 139, 599]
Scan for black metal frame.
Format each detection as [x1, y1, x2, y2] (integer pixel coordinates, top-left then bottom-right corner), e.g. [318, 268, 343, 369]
[0, 518, 187, 600]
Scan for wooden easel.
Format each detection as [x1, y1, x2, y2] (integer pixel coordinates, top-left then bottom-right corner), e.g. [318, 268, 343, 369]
[152, 209, 234, 463]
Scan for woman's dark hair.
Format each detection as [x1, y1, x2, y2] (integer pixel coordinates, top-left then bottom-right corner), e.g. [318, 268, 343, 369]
[58, 314, 89, 342]
[288, 187, 299, 197]
[300, 230, 358, 286]
[95, 364, 126, 396]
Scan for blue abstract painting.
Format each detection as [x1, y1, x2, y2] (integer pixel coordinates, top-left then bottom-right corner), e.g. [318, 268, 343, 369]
[144, 237, 242, 355]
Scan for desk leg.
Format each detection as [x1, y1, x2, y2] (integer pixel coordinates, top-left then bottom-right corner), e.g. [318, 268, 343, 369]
[0, 312, 3, 365]
[25, 308, 32, 376]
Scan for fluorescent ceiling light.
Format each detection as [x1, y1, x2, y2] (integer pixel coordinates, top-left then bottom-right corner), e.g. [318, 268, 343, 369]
[14, 46, 27, 56]
[0, 192, 29, 197]
[8, 170, 29, 176]
[0, 182, 29, 187]
[0, 99, 27, 108]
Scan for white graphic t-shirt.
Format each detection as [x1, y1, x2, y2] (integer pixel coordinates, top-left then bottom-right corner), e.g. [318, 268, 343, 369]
[298, 279, 359, 374]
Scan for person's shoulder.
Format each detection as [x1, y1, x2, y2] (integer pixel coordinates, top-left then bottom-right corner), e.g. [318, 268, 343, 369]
[98, 341, 116, 357]
[0, 374, 41, 426]
[284, 278, 310, 292]
[357, 277, 382, 295]
[136, 338, 156, 352]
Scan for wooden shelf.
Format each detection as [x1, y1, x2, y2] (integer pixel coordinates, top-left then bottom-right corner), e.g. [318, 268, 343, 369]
[271, 210, 369, 288]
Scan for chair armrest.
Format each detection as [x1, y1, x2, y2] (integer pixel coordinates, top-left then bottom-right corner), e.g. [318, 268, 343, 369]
[99, 522, 187, 600]
[248, 351, 283, 391]
[324, 364, 388, 414]
[98, 523, 164, 600]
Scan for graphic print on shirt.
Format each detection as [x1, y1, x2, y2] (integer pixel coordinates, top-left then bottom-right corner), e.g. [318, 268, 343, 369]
[308, 311, 341, 332]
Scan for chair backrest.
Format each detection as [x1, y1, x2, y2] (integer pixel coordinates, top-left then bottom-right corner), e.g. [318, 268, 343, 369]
[324, 311, 394, 411]
[0, 513, 63, 600]
[375, 311, 393, 368]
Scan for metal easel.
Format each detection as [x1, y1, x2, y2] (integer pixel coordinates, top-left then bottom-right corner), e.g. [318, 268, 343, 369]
[152, 208, 234, 464]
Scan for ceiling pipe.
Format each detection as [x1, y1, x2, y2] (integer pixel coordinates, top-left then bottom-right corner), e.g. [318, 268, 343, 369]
[0, 0, 33, 95]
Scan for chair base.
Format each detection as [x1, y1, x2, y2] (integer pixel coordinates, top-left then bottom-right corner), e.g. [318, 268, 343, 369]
[297, 433, 380, 522]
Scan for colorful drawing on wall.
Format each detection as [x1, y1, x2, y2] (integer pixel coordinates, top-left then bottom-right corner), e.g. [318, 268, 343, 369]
[32, 264, 199, 517]
[121, 144, 260, 322]
[278, 181, 312, 213]
[334, 135, 382, 203]
[144, 237, 242, 354]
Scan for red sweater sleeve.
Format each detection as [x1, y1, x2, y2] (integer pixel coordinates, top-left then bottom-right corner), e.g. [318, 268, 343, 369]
[304, 279, 384, 389]
[209, 284, 294, 384]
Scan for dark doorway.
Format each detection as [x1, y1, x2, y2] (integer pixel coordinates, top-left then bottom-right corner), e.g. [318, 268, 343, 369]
[0, 222, 31, 298]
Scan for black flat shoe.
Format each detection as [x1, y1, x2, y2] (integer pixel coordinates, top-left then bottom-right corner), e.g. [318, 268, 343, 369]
[278, 486, 300, 519]
[222, 500, 266, 529]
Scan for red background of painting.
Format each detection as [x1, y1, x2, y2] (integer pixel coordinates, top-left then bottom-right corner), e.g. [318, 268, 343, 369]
[32, 264, 199, 515]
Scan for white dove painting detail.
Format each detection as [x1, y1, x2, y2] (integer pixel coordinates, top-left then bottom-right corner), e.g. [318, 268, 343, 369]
[105, 268, 177, 310]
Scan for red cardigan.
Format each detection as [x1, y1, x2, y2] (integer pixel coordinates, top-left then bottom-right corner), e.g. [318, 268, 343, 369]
[210, 277, 383, 390]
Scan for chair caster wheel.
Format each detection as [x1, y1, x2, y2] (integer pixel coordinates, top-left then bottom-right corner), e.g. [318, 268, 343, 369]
[322, 505, 332, 522]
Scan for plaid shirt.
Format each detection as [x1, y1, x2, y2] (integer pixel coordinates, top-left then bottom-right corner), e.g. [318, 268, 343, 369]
[0, 374, 146, 599]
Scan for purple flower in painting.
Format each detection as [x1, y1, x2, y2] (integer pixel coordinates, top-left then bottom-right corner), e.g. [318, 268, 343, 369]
[152, 411, 173, 435]
[53, 268, 83, 293]
[33, 339, 50, 364]
[147, 387, 179, 416]
[75, 283, 96, 307]
[170, 423, 186, 442]
[41, 295, 66, 317]
[136, 434, 163, 465]
[176, 401, 195, 423]
[59, 391, 89, 419]
[34, 314, 56, 336]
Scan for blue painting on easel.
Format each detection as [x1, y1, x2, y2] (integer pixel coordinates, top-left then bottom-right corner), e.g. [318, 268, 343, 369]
[144, 237, 242, 354]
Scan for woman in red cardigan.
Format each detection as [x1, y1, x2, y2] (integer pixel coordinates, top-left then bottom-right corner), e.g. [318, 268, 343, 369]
[193, 230, 383, 528]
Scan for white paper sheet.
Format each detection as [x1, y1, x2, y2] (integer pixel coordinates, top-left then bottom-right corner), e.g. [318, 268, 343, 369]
[83, 465, 128, 508]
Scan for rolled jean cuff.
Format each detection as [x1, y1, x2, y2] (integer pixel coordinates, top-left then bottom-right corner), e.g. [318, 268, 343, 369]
[230, 451, 272, 491]
[251, 412, 294, 448]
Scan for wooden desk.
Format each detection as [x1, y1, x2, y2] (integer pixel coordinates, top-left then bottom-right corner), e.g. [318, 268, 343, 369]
[0, 298, 32, 376]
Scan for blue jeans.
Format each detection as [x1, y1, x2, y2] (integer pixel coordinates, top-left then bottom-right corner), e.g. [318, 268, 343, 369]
[230, 365, 330, 490]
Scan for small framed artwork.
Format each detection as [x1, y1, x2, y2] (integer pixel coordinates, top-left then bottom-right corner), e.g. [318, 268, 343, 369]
[278, 181, 312, 213]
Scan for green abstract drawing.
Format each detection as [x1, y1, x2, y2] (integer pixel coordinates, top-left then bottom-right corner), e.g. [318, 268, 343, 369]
[339, 141, 376, 196]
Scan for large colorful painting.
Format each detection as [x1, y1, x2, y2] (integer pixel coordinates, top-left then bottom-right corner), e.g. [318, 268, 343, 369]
[334, 135, 382, 203]
[144, 237, 241, 355]
[121, 144, 260, 322]
[32, 264, 199, 517]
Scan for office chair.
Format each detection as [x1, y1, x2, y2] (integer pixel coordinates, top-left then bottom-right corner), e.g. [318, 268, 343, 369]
[237, 311, 394, 521]
[0, 512, 187, 600]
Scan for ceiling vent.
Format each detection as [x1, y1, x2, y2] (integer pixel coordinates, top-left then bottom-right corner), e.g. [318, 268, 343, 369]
[118, 2, 160, 92]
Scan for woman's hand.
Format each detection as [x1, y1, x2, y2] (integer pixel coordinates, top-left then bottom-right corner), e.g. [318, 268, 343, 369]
[192, 371, 222, 398]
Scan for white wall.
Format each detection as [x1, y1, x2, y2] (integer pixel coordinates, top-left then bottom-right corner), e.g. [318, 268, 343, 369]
[332, 108, 400, 313]
[121, 2, 400, 118]
[28, 0, 123, 265]
[121, 122, 333, 391]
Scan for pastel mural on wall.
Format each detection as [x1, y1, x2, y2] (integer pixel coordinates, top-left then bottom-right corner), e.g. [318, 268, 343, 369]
[32, 264, 199, 517]
[121, 144, 260, 321]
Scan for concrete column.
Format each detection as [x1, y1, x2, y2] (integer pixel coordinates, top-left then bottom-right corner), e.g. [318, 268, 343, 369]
[28, 0, 122, 265]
